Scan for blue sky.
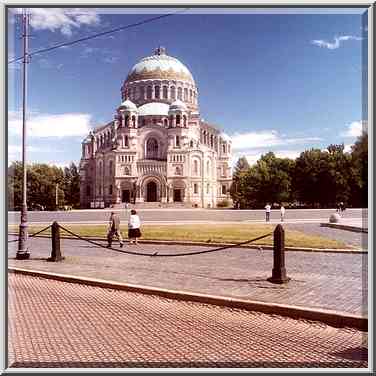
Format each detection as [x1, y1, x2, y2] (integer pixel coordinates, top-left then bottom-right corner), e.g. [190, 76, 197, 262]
[8, 7, 368, 167]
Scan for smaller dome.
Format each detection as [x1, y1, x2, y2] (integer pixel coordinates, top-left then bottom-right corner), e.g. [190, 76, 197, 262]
[119, 99, 137, 111]
[169, 99, 187, 112]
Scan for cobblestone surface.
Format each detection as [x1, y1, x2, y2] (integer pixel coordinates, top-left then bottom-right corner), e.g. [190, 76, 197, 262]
[284, 223, 366, 249]
[8, 235, 368, 316]
[8, 273, 368, 368]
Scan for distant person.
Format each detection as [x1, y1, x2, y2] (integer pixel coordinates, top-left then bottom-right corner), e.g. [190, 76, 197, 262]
[128, 209, 141, 245]
[107, 212, 123, 248]
[280, 205, 285, 222]
[265, 203, 271, 222]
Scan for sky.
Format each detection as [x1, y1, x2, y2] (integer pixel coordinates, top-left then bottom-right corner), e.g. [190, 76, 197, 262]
[7, 7, 369, 168]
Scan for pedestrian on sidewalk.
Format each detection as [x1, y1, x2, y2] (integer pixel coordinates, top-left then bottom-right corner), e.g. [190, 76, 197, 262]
[128, 209, 142, 245]
[280, 204, 285, 222]
[107, 212, 123, 248]
[265, 203, 271, 222]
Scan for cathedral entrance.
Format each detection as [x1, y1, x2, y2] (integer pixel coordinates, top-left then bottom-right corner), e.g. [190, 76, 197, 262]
[122, 190, 130, 203]
[146, 181, 157, 202]
[173, 189, 182, 202]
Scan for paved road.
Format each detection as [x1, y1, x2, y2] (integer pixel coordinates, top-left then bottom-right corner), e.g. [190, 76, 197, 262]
[8, 208, 367, 225]
[8, 273, 368, 368]
[8, 235, 368, 315]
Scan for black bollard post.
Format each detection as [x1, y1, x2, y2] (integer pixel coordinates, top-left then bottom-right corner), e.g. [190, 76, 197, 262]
[47, 221, 64, 262]
[267, 224, 290, 284]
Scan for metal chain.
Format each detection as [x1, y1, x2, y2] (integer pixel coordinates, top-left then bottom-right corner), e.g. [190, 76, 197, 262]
[8, 224, 52, 243]
[58, 224, 272, 258]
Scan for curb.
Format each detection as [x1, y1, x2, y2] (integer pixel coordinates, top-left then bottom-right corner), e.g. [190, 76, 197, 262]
[7, 233, 365, 254]
[320, 223, 368, 233]
[9, 267, 368, 332]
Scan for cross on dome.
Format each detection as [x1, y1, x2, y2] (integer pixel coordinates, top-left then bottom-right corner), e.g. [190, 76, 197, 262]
[154, 46, 166, 55]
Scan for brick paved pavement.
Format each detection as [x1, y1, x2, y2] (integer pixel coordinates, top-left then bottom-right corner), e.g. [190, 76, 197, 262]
[284, 223, 366, 249]
[8, 235, 368, 316]
[8, 273, 368, 368]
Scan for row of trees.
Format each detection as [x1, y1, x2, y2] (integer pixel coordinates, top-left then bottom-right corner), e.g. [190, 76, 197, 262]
[230, 133, 368, 209]
[8, 162, 80, 211]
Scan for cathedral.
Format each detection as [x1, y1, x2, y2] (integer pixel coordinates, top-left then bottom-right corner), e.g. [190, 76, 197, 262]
[79, 47, 232, 208]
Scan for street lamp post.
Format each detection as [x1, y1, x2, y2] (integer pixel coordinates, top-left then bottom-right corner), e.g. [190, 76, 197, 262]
[16, 9, 30, 260]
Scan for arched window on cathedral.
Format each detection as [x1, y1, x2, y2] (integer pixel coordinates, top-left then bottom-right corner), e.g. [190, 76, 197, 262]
[154, 86, 160, 99]
[124, 116, 129, 127]
[163, 86, 168, 99]
[184, 88, 188, 101]
[222, 144, 226, 154]
[124, 167, 130, 175]
[175, 166, 182, 175]
[210, 135, 214, 148]
[109, 185, 113, 195]
[193, 160, 199, 175]
[176, 114, 181, 126]
[177, 87, 182, 100]
[176, 135, 180, 147]
[124, 135, 129, 147]
[140, 86, 145, 100]
[163, 118, 168, 127]
[190, 140, 194, 148]
[183, 115, 187, 127]
[146, 138, 158, 159]
[190, 89, 193, 102]
[98, 161, 103, 178]
[147, 86, 152, 99]
[170, 86, 176, 100]
[109, 160, 113, 176]
[132, 115, 136, 127]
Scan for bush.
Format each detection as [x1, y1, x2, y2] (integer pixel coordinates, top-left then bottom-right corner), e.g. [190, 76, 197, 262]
[217, 199, 230, 208]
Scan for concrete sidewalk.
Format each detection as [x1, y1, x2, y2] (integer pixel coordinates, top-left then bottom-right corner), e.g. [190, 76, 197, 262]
[8, 234, 368, 324]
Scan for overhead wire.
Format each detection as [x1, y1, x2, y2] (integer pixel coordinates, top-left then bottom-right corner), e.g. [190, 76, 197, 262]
[8, 8, 190, 64]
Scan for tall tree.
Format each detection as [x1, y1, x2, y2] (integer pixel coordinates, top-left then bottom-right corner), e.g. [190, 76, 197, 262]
[350, 132, 368, 207]
[230, 156, 251, 208]
[62, 162, 81, 208]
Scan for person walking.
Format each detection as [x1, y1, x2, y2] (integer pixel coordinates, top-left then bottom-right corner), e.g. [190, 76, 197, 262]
[265, 203, 271, 222]
[280, 204, 285, 222]
[128, 209, 142, 245]
[107, 211, 123, 248]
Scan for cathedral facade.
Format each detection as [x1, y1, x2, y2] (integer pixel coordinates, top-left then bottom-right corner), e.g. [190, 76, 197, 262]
[79, 47, 232, 208]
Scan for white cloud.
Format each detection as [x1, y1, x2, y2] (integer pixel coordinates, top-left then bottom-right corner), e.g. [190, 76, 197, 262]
[231, 130, 321, 151]
[311, 35, 362, 50]
[342, 120, 368, 138]
[12, 8, 100, 36]
[231, 149, 302, 167]
[8, 144, 47, 163]
[9, 111, 92, 138]
[47, 161, 71, 169]
[104, 56, 119, 64]
[344, 144, 353, 153]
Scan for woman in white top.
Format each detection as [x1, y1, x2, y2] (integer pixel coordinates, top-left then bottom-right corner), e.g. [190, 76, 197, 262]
[128, 209, 141, 244]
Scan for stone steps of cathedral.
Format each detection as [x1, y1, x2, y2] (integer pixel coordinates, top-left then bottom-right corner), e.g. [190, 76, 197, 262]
[110, 202, 193, 210]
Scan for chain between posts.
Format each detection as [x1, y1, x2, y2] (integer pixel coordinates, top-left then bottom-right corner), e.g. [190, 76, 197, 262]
[8, 224, 52, 243]
[57, 224, 272, 258]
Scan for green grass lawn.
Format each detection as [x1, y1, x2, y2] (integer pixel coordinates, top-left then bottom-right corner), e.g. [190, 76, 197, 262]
[8, 223, 349, 249]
